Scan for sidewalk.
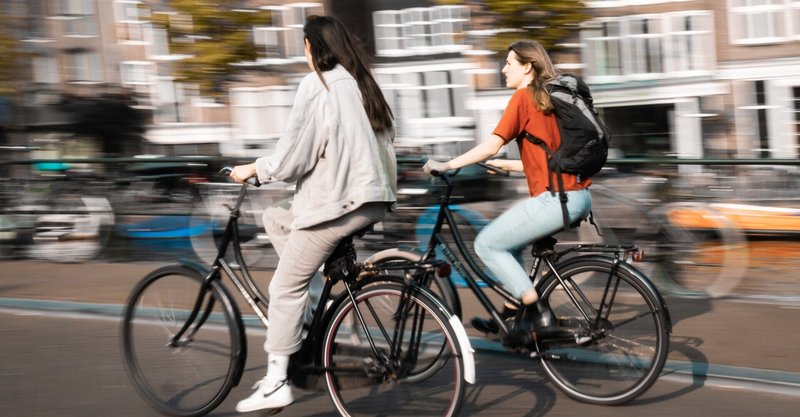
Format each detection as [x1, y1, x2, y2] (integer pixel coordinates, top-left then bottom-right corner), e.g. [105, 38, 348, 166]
[1, 260, 799, 379]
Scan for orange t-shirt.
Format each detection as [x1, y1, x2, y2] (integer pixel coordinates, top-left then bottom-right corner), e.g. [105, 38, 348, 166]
[492, 88, 591, 197]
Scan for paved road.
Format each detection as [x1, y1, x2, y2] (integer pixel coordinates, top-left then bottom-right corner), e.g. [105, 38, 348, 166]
[1, 260, 799, 416]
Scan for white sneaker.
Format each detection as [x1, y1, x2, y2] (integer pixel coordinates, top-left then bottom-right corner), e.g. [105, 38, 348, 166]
[235, 377, 294, 413]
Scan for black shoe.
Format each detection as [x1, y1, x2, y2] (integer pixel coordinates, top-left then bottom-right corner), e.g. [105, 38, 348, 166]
[503, 300, 572, 347]
[471, 305, 517, 334]
[529, 299, 574, 340]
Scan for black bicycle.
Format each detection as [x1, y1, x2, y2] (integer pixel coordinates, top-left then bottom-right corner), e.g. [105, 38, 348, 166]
[367, 163, 672, 405]
[120, 168, 474, 417]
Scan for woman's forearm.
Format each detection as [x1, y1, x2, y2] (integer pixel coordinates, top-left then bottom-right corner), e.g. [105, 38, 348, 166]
[487, 158, 524, 172]
[447, 135, 506, 170]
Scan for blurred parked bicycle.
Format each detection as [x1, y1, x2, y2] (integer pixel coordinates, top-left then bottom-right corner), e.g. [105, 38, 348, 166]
[0, 164, 114, 262]
[583, 171, 749, 299]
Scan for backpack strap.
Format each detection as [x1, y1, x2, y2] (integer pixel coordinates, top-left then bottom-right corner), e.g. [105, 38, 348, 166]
[520, 131, 571, 231]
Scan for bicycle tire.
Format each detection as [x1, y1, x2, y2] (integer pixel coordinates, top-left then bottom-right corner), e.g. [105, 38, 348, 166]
[121, 265, 246, 417]
[535, 256, 670, 405]
[322, 281, 466, 417]
[365, 249, 462, 318]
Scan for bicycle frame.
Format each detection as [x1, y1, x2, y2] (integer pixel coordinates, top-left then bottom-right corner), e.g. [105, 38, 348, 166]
[418, 169, 648, 337]
[170, 176, 442, 381]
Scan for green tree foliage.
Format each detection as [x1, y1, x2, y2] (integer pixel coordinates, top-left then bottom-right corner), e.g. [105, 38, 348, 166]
[146, 0, 271, 100]
[437, 0, 589, 52]
[0, 9, 23, 96]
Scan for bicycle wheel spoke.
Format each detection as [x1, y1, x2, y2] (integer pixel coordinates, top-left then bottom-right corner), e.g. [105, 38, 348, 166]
[537, 259, 669, 405]
[323, 282, 464, 417]
[122, 265, 243, 416]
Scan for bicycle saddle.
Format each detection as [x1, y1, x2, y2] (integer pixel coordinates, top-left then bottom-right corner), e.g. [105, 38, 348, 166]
[322, 225, 373, 282]
[531, 236, 558, 257]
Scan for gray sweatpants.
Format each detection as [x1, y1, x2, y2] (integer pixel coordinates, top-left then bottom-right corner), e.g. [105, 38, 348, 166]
[261, 201, 388, 355]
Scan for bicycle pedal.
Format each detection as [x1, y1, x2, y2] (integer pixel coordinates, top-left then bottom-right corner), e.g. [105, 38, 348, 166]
[574, 335, 593, 346]
[264, 407, 285, 416]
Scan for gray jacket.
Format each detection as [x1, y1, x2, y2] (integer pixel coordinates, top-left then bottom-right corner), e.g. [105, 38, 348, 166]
[255, 65, 397, 229]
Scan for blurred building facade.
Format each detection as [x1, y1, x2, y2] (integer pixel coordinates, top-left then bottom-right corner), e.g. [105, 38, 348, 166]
[6, 0, 800, 161]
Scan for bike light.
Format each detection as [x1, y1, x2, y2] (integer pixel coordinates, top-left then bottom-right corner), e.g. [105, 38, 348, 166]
[633, 250, 645, 262]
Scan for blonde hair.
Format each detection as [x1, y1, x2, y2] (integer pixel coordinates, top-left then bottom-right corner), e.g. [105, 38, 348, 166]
[508, 41, 560, 114]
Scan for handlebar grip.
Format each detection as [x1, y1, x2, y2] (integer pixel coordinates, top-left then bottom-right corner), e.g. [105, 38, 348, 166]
[219, 166, 261, 187]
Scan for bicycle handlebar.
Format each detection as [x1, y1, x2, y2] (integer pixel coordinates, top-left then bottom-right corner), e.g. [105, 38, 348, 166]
[477, 162, 510, 177]
[219, 166, 261, 187]
[428, 162, 510, 178]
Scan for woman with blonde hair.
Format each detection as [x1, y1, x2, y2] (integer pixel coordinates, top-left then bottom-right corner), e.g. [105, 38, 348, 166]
[424, 40, 592, 343]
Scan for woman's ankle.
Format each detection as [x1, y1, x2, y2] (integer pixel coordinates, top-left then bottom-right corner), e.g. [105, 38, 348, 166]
[520, 288, 539, 305]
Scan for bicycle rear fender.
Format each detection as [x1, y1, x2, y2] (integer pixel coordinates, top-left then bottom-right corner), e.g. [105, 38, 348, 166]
[543, 255, 672, 333]
[364, 248, 424, 263]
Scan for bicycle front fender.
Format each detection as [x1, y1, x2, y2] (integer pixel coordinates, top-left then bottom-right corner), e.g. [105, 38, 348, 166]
[405, 282, 475, 384]
[448, 314, 476, 384]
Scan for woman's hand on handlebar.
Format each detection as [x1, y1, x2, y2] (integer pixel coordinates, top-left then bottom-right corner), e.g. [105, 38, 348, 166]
[423, 159, 451, 177]
[229, 163, 259, 185]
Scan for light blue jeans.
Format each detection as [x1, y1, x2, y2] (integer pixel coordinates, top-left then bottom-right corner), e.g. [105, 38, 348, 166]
[474, 188, 592, 298]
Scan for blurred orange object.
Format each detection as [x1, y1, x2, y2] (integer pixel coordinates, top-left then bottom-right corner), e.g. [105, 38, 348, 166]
[667, 203, 800, 234]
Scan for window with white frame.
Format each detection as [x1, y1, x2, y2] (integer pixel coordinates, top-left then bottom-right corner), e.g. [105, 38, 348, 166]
[60, 0, 97, 36]
[373, 5, 470, 56]
[65, 50, 101, 82]
[625, 16, 663, 76]
[582, 19, 624, 77]
[664, 12, 714, 73]
[115, 0, 148, 43]
[728, 0, 794, 44]
[584, 11, 714, 82]
[32, 56, 59, 84]
[377, 67, 468, 120]
[230, 87, 295, 141]
[154, 77, 186, 123]
[120, 61, 153, 85]
[373, 11, 405, 53]
[254, 3, 323, 61]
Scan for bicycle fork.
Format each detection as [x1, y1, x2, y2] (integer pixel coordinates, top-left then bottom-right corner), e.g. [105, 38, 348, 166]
[168, 267, 220, 347]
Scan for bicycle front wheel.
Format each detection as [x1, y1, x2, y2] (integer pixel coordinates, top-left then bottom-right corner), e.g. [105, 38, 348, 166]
[322, 282, 465, 417]
[121, 265, 246, 417]
[536, 256, 670, 405]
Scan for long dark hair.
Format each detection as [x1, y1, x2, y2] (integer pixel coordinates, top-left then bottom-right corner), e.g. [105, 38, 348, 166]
[303, 15, 394, 133]
[508, 41, 560, 114]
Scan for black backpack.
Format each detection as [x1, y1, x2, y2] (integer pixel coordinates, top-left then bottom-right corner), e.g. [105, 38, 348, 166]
[518, 74, 610, 230]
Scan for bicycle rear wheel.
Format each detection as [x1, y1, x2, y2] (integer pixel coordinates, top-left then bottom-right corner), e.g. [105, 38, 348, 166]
[121, 265, 246, 416]
[322, 282, 465, 417]
[536, 256, 669, 405]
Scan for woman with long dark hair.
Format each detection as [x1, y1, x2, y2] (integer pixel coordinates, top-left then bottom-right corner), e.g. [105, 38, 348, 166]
[230, 15, 396, 413]
[424, 40, 592, 343]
